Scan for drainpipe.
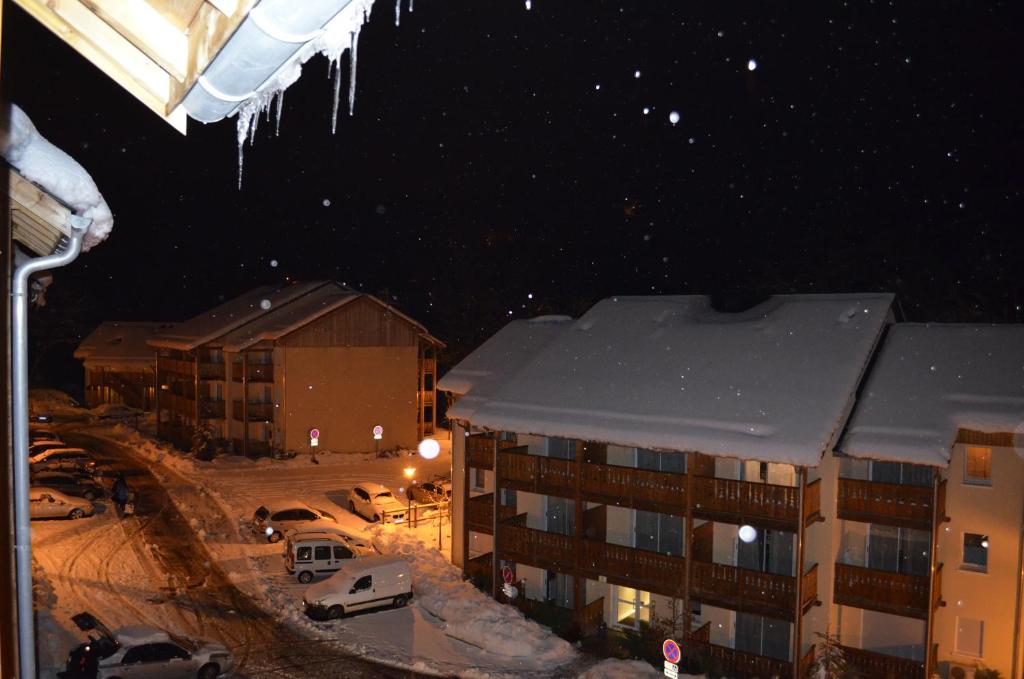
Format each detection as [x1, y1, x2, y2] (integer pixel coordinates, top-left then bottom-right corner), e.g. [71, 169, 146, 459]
[11, 219, 89, 679]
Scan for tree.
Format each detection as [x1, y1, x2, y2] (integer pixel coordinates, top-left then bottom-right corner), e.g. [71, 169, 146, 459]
[809, 628, 852, 679]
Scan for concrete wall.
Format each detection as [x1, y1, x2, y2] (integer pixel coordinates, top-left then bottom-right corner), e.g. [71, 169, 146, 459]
[280, 345, 419, 453]
[802, 451, 842, 660]
[933, 443, 1024, 675]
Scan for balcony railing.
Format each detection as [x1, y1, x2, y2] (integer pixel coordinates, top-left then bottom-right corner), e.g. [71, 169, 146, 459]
[801, 562, 820, 612]
[498, 448, 575, 496]
[466, 434, 518, 470]
[681, 640, 794, 679]
[932, 562, 943, 612]
[578, 462, 686, 514]
[690, 475, 800, 530]
[230, 438, 274, 456]
[231, 400, 275, 422]
[467, 493, 518, 534]
[498, 524, 574, 572]
[198, 362, 226, 380]
[839, 644, 926, 679]
[833, 562, 931, 619]
[690, 560, 798, 621]
[199, 399, 225, 419]
[231, 363, 274, 382]
[160, 357, 194, 376]
[578, 540, 686, 598]
[465, 552, 492, 589]
[837, 477, 934, 530]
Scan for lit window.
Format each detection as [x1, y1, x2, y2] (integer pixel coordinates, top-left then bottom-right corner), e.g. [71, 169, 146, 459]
[964, 446, 992, 486]
[954, 617, 983, 657]
[613, 586, 650, 630]
[962, 533, 989, 572]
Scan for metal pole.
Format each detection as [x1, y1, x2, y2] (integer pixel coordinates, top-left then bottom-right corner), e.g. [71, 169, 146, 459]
[12, 222, 88, 679]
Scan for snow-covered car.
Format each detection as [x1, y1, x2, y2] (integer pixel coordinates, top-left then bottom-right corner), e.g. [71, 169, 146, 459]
[28, 448, 98, 474]
[30, 428, 61, 443]
[407, 479, 452, 504]
[28, 440, 69, 457]
[284, 520, 374, 549]
[29, 488, 94, 520]
[60, 611, 234, 679]
[348, 483, 406, 523]
[92, 403, 145, 421]
[31, 471, 106, 501]
[285, 531, 377, 583]
[251, 500, 339, 543]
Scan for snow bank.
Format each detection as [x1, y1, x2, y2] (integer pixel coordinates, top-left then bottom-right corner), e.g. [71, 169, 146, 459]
[373, 525, 577, 667]
[575, 658, 696, 679]
[1, 103, 113, 250]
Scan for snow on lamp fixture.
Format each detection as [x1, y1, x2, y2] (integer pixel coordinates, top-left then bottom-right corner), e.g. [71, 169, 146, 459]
[418, 439, 440, 460]
[738, 525, 757, 543]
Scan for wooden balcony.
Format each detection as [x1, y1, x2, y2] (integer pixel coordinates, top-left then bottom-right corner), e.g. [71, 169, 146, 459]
[498, 524, 574, 572]
[198, 362, 226, 380]
[690, 559, 799, 621]
[839, 644, 926, 679]
[466, 434, 518, 470]
[231, 400, 275, 422]
[690, 475, 803, 531]
[498, 448, 575, 497]
[681, 639, 796, 679]
[578, 539, 686, 598]
[837, 477, 935, 530]
[465, 552, 492, 589]
[160, 357, 194, 376]
[466, 493, 518, 534]
[230, 363, 274, 382]
[833, 562, 931, 619]
[578, 462, 686, 515]
[199, 399, 225, 419]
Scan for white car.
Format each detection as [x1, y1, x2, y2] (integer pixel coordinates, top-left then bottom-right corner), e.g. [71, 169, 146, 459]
[284, 520, 374, 549]
[62, 612, 234, 679]
[251, 500, 339, 543]
[29, 488, 94, 520]
[347, 483, 406, 523]
[29, 448, 98, 474]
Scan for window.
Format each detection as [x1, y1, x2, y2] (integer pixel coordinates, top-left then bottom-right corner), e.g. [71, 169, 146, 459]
[867, 524, 931, 577]
[955, 617, 984, 657]
[423, 374, 434, 391]
[122, 645, 154, 664]
[962, 533, 989, 572]
[333, 546, 353, 559]
[149, 643, 189, 661]
[965, 447, 992, 485]
[295, 509, 317, 521]
[314, 546, 331, 560]
[635, 510, 683, 556]
[547, 437, 575, 460]
[613, 586, 650, 629]
[352, 575, 372, 592]
[296, 547, 312, 561]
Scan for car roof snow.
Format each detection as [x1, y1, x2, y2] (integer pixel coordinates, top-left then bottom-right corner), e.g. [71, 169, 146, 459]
[356, 482, 391, 494]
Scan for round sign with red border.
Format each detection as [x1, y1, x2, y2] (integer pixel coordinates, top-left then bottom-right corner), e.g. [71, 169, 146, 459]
[662, 639, 681, 664]
[502, 566, 514, 584]
[372, 425, 384, 437]
[309, 428, 320, 440]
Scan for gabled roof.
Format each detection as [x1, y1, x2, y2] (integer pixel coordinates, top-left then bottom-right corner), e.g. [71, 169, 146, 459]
[448, 293, 894, 467]
[149, 281, 442, 352]
[840, 323, 1024, 466]
[75, 321, 175, 363]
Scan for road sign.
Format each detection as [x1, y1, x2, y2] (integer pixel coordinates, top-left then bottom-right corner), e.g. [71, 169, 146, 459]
[663, 660, 678, 679]
[502, 566, 514, 584]
[662, 639, 681, 664]
[309, 428, 320, 440]
[372, 425, 383, 440]
[310, 438, 319, 447]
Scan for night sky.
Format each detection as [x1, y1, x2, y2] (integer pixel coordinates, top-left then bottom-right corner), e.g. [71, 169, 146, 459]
[3, 1, 1022, 389]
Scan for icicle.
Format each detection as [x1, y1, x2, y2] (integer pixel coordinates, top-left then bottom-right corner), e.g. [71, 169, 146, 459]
[330, 56, 343, 134]
[408, 0, 414, 12]
[349, 29, 361, 116]
[274, 90, 285, 137]
[394, 0, 401, 26]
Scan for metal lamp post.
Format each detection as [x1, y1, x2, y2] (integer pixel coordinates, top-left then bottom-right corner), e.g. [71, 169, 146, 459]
[404, 466, 415, 528]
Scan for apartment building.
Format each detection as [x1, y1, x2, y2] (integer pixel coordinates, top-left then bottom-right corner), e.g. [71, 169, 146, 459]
[441, 297, 1024, 679]
[75, 321, 175, 410]
[148, 281, 441, 455]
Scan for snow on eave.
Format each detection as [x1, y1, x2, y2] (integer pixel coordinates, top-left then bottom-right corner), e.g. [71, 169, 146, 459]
[1, 104, 113, 251]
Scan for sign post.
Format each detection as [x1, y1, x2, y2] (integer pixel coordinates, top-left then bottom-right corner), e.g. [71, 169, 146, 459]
[372, 425, 383, 454]
[500, 566, 517, 600]
[309, 428, 320, 464]
[662, 639, 680, 678]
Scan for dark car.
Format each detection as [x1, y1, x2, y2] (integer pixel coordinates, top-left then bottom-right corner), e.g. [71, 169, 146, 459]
[30, 429, 60, 442]
[31, 472, 105, 501]
[407, 480, 452, 504]
[28, 441, 69, 457]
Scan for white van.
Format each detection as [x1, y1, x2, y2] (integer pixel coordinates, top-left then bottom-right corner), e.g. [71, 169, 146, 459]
[284, 531, 375, 583]
[302, 555, 412, 620]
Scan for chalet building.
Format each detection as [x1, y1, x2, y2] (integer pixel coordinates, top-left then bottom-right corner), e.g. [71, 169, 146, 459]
[147, 281, 442, 456]
[440, 296, 1024, 679]
[74, 321, 175, 410]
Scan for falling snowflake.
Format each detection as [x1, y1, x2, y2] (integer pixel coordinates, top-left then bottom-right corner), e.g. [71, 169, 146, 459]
[260, 299, 272, 310]
[322, 198, 332, 207]
[270, 259, 279, 268]
[669, 111, 680, 125]
[747, 58, 758, 71]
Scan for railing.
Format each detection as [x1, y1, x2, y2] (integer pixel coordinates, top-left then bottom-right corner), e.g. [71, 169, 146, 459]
[199, 399, 225, 419]
[689, 621, 711, 643]
[231, 362, 274, 382]
[803, 478, 822, 524]
[798, 645, 816, 678]
[936, 478, 948, 522]
[579, 463, 686, 514]
[198, 362, 226, 380]
[467, 493, 517, 534]
[690, 476, 799, 529]
[833, 562, 929, 619]
[499, 524, 574, 572]
[839, 644, 926, 679]
[801, 563, 819, 610]
[681, 641, 793, 679]
[466, 434, 516, 470]
[232, 400, 275, 421]
[161, 393, 193, 415]
[837, 478, 934, 529]
[690, 560, 796, 620]
[578, 540, 686, 598]
[577, 596, 605, 636]
[383, 500, 449, 527]
[932, 562, 943, 612]
[498, 448, 575, 497]
[465, 552, 492, 587]
[160, 357, 194, 376]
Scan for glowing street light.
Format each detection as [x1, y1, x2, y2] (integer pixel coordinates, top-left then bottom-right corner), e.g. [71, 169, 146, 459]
[418, 438, 440, 460]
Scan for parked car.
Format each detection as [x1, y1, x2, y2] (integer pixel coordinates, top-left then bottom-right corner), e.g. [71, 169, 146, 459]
[29, 448, 98, 474]
[92, 403, 145, 421]
[29, 488, 94, 520]
[284, 521, 374, 549]
[31, 471, 106, 501]
[302, 555, 412, 620]
[251, 500, 339, 543]
[30, 429, 61, 443]
[28, 440, 69, 457]
[285, 531, 376, 584]
[60, 611, 234, 679]
[407, 479, 452, 504]
[348, 483, 406, 523]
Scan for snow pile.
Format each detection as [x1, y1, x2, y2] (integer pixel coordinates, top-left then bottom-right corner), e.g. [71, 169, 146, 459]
[373, 525, 577, 667]
[576, 658, 698, 679]
[841, 323, 1024, 465]
[109, 424, 198, 476]
[1, 103, 113, 250]
[29, 388, 88, 419]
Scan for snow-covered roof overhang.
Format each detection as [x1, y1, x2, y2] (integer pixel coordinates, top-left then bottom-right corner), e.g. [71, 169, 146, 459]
[839, 323, 1024, 467]
[16, 0, 378, 135]
[449, 294, 895, 467]
[75, 321, 175, 364]
[6, 169, 85, 257]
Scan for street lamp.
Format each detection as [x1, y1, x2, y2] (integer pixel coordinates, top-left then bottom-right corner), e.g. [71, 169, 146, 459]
[404, 466, 416, 528]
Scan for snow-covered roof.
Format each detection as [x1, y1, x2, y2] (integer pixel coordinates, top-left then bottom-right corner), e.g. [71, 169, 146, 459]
[1, 104, 112, 251]
[220, 283, 359, 351]
[74, 321, 175, 364]
[449, 294, 894, 467]
[439, 316, 573, 421]
[840, 324, 1024, 466]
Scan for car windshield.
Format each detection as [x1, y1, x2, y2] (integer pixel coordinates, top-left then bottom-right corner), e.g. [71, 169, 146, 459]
[314, 508, 335, 521]
[167, 631, 197, 652]
[374, 492, 393, 499]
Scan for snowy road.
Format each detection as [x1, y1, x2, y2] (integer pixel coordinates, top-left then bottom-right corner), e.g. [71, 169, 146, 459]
[40, 430, 424, 678]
